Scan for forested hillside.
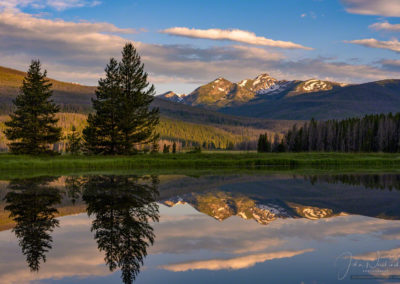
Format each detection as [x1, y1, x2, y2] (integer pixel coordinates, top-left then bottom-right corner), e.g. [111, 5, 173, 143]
[0, 66, 95, 114]
[0, 114, 275, 151]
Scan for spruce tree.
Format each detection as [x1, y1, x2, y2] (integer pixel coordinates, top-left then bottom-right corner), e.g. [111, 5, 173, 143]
[4, 60, 61, 154]
[83, 58, 123, 154]
[118, 43, 159, 154]
[83, 44, 159, 155]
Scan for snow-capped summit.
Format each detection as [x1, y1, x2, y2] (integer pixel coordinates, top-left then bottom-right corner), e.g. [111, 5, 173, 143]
[157, 91, 186, 103]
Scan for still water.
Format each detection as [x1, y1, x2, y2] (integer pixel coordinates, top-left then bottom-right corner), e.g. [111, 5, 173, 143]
[0, 173, 400, 284]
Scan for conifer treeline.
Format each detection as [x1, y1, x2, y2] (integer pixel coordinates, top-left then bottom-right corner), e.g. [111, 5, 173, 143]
[258, 113, 400, 153]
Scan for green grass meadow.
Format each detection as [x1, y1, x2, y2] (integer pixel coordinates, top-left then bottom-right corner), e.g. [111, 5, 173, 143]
[1, 152, 400, 178]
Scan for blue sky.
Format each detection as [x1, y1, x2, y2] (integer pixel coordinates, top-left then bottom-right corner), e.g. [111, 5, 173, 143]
[1, 0, 400, 94]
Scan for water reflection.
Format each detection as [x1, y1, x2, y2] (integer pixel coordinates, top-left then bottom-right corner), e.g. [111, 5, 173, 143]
[3, 175, 160, 284]
[4, 177, 61, 271]
[305, 173, 400, 191]
[82, 175, 159, 284]
[1, 173, 400, 283]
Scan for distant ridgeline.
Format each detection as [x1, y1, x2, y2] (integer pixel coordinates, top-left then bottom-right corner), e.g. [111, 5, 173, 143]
[283, 113, 400, 152]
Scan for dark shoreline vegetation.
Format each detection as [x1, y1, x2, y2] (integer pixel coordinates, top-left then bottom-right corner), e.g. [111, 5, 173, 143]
[2, 152, 400, 176]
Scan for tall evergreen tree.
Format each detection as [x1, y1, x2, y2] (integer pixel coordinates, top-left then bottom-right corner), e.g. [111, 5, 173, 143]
[4, 60, 61, 154]
[118, 43, 159, 154]
[83, 44, 159, 155]
[83, 58, 122, 154]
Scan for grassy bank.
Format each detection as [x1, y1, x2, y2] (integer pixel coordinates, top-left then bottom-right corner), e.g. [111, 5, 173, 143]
[1, 152, 400, 173]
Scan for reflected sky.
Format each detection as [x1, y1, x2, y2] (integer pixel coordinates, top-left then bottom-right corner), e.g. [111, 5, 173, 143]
[0, 174, 400, 283]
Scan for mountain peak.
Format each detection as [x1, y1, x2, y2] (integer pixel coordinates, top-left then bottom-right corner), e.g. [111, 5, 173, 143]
[212, 77, 230, 84]
[254, 73, 271, 79]
[158, 91, 186, 103]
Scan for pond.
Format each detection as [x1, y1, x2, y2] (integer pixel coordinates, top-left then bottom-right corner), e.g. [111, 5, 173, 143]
[0, 173, 400, 283]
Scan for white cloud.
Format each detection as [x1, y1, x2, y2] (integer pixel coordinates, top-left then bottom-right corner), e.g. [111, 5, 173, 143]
[370, 21, 400, 32]
[340, 0, 400, 17]
[160, 27, 313, 50]
[0, 10, 139, 84]
[159, 249, 314, 272]
[346, 38, 400, 53]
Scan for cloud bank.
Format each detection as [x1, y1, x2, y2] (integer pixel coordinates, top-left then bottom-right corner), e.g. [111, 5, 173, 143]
[0, 10, 399, 93]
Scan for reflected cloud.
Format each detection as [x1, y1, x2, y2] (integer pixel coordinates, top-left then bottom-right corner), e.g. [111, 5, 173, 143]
[352, 248, 400, 261]
[160, 249, 313, 272]
[0, 215, 109, 284]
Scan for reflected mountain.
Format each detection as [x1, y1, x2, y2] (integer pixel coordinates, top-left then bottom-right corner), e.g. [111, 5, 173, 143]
[82, 175, 160, 284]
[4, 177, 61, 271]
[161, 191, 338, 225]
[160, 174, 400, 224]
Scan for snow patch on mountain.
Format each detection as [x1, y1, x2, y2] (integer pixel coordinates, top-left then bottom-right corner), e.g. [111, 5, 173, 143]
[239, 79, 248, 87]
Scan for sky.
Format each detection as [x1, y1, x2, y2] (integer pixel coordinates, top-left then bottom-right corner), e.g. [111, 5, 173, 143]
[1, 0, 400, 94]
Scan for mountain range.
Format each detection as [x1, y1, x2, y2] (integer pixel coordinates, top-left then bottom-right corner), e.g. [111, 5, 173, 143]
[158, 174, 400, 224]
[2, 63, 400, 127]
[158, 74, 400, 120]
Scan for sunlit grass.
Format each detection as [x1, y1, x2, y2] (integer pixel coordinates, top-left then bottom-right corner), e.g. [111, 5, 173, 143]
[1, 152, 400, 174]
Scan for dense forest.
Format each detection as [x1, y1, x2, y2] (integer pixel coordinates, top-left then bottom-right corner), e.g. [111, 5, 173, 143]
[259, 113, 400, 153]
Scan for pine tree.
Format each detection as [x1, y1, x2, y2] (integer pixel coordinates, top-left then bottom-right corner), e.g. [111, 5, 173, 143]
[83, 58, 123, 154]
[118, 43, 159, 154]
[83, 44, 159, 155]
[4, 60, 61, 154]
[257, 134, 271, 153]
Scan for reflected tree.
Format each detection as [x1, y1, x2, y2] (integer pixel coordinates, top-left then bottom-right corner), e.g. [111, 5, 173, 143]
[82, 175, 160, 284]
[4, 177, 61, 271]
[304, 174, 400, 191]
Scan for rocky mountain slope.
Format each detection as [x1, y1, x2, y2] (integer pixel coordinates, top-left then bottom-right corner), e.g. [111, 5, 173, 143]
[222, 79, 400, 120]
[157, 91, 186, 103]
[158, 73, 400, 120]
[158, 74, 342, 109]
